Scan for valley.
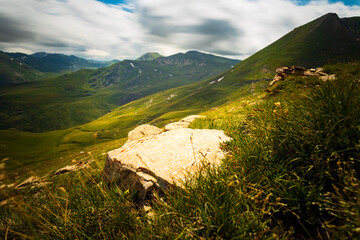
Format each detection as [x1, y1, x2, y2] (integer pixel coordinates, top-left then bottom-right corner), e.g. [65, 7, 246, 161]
[0, 51, 239, 132]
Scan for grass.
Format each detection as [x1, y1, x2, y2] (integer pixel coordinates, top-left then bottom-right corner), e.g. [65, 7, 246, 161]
[1, 62, 359, 239]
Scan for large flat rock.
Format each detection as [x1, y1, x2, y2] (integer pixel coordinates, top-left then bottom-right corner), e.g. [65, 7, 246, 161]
[103, 128, 231, 200]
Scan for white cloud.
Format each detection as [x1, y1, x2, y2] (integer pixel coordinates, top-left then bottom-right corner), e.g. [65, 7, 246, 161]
[135, 0, 360, 59]
[0, 0, 359, 60]
[0, 0, 145, 59]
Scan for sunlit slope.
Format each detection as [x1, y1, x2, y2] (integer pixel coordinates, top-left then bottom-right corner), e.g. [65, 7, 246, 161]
[0, 78, 264, 179]
[0, 51, 238, 132]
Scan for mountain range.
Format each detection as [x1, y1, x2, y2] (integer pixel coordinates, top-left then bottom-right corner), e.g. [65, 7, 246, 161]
[0, 51, 239, 132]
[0, 51, 118, 87]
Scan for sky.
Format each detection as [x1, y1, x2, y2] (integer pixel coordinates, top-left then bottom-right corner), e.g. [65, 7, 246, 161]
[0, 0, 359, 60]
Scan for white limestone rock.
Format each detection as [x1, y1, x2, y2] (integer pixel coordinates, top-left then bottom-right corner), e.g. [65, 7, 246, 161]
[103, 128, 231, 200]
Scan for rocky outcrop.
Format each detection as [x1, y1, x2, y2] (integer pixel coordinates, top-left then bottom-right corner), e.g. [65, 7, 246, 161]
[164, 115, 206, 131]
[103, 120, 231, 200]
[270, 66, 336, 86]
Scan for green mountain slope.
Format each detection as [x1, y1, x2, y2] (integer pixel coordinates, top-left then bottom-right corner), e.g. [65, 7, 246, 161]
[136, 52, 163, 61]
[0, 51, 239, 132]
[0, 51, 46, 87]
[226, 13, 360, 81]
[342, 16, 360, 36]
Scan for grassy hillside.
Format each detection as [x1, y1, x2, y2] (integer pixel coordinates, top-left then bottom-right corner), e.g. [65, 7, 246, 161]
[1, 61, 359, 239]
[0, 77, 264, 180]
[342, 16, 360, 36]
[225, 13, 360, 81]
[0, 51, 239, 132]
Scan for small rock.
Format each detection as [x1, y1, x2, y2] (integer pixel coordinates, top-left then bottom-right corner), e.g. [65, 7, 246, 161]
[17, 176, 41, 188]
[316, 67, 324, 73]
[143, 205, 152, 212]
[165, 115, 205, 131]
[53, 165, 79, 175]
[0, 173, 6, 181]
[53, 161, 91, 176]
[321, 74, 336, 81]
[0, 198, 11, 207]
[127, 124, 163, 142]
[303, 70, 313, 76]
[36, 182, 52, 187]
[316, 71, 328, 76]
[7, 183, 16, 188]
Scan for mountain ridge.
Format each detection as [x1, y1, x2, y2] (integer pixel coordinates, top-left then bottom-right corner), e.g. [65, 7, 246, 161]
[0, 51, 118, 87]
[7, 51, 118, 73]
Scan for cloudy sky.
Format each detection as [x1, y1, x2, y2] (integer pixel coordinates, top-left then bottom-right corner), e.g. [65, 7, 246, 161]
[0, 0, 359, 60]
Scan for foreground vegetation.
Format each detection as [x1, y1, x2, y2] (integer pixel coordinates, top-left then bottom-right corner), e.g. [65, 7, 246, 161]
[1, 62, 359, 239]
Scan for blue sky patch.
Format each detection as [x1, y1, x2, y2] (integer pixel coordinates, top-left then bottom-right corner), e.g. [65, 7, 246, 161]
[97, 0, 126, 5]
[293, 0, 360, 6]
[97, 0, 360, 7]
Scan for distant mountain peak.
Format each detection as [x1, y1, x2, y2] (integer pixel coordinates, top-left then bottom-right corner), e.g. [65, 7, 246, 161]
[136, 52, 163, 61]
[322, 12, 338, 18]
[185, 50, 202, 54]
[31, 52, 48, 58]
